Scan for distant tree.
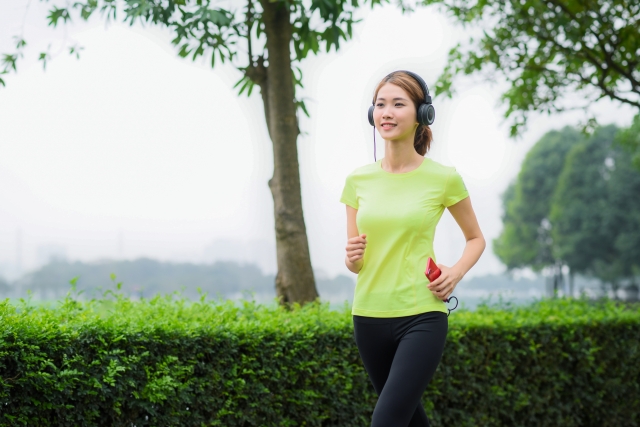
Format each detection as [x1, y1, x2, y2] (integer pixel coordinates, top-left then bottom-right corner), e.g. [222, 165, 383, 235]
[616, 113, 640, 171]
[13, 258, 276, 299]
[0, 0, 387, 305]
[495, 123, 640, 298]
[550, 125, 640, 296]
[493, 127, 582, 294]
[12, 258, 357, 303]
[0, 276, 10, 296]
[549, 126, 618, 290]
[423, 0, 640, 137]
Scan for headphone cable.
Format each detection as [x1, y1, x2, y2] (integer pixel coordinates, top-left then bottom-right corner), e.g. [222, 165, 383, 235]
[373, 126, 376, 162]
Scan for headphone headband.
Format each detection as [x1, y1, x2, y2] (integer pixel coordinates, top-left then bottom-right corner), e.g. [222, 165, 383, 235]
[396, 70, 432, 105]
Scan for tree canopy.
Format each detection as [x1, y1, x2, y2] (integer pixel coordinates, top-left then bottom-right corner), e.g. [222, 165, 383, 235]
[424, 0, 640, 137]
[495, 122, 640, 295]
[550, 125, 640, 290]
[493, 127, 581, 272]
[616, 113, 640, 170]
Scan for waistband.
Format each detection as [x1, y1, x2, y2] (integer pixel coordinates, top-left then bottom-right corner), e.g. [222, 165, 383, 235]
[353, 310, 446, 324]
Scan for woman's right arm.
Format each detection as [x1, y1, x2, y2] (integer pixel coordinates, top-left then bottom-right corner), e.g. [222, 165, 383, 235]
[345, 205, 367, 274]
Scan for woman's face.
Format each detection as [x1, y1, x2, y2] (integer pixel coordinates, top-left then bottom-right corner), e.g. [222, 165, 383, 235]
[373, 83, 418, 142]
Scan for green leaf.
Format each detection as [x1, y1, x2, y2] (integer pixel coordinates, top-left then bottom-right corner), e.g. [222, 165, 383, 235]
[15, 38, 27, 49]
[297, 99, 310, 118]
[2, 54, 18, 72]
[47, 6, 71, 28]
[38, 52, 50, 70]
[177, 43, 191, 58]
[69, 45, 84, 59]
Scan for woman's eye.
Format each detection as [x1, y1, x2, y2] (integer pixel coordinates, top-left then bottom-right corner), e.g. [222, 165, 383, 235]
[376, 103, 384, 107]
[395, 103, 404, 107]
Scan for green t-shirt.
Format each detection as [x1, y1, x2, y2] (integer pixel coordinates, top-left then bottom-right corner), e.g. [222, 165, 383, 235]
[340, 157, 469, 317]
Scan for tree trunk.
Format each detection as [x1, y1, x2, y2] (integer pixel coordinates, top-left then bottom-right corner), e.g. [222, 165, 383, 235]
[552, 263, 563, 297]
[568, 270, 574, 298]
[259, 0, 318, 304]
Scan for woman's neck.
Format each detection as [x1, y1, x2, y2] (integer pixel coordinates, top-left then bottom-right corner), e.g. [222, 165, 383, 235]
[382, 139, 424, 173]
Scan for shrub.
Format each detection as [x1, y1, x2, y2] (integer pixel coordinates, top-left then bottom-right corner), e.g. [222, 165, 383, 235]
[1, 292, 638, 426]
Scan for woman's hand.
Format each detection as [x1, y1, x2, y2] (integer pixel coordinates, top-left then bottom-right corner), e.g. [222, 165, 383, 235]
[427, 264, 463, 301]
[345, 234, 367, 273]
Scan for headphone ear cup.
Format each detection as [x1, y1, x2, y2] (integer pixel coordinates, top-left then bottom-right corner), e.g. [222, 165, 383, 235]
[417, 103, 435, 126]
[426, 104, 435, 125]
[368, 105, 375, 126]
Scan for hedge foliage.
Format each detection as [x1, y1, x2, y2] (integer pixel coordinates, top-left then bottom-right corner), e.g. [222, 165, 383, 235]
[1, 289, 639, 426]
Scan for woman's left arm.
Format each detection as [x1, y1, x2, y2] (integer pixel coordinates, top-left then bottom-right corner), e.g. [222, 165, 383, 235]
[428, 197, 486, 301]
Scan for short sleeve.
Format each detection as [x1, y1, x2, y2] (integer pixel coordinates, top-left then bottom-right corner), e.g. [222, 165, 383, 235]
[443, 168, 469, 207]
[340, 175, 359, 209]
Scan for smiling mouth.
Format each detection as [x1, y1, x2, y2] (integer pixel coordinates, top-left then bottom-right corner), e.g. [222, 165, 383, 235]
[381, 123, 396, 129]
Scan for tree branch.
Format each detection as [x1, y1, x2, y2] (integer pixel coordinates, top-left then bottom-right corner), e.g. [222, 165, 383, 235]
[246, 0, 254, 67]
[544, 0, 640, 92]
[576, 71, 640, 109]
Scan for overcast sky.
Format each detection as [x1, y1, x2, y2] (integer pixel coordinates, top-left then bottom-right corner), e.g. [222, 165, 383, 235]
[0, 1, 637, 281]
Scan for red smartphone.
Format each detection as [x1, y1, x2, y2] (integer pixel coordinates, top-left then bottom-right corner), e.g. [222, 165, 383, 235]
[425, 257, 441, 282]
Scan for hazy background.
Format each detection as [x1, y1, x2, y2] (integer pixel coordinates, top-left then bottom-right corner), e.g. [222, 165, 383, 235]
[0, 1, 636, 291]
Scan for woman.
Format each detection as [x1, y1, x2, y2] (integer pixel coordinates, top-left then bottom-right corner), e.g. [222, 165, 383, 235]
[340, 70, 485, 427]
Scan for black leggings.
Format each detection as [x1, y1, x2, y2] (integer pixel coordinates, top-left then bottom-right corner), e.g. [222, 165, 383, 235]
[353, 311, 448, 427]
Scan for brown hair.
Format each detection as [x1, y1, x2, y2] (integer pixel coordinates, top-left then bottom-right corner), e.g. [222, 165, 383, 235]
[372, 71, 433, 155]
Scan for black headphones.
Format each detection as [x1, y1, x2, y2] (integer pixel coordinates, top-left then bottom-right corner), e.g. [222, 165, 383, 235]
[367, 70, 435, 127]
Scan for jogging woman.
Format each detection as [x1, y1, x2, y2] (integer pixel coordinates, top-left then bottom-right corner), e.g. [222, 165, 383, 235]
[340, 70, 486, 427]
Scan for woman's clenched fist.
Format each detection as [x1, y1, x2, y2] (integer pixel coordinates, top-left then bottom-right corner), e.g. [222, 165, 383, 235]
[346, 234, 367, 264]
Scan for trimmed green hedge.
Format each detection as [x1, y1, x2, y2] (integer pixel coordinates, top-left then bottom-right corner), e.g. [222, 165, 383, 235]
[1, 293, 639, 426]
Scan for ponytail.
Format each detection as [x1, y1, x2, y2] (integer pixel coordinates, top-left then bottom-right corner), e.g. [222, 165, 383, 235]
[414, 124, 433, 156]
